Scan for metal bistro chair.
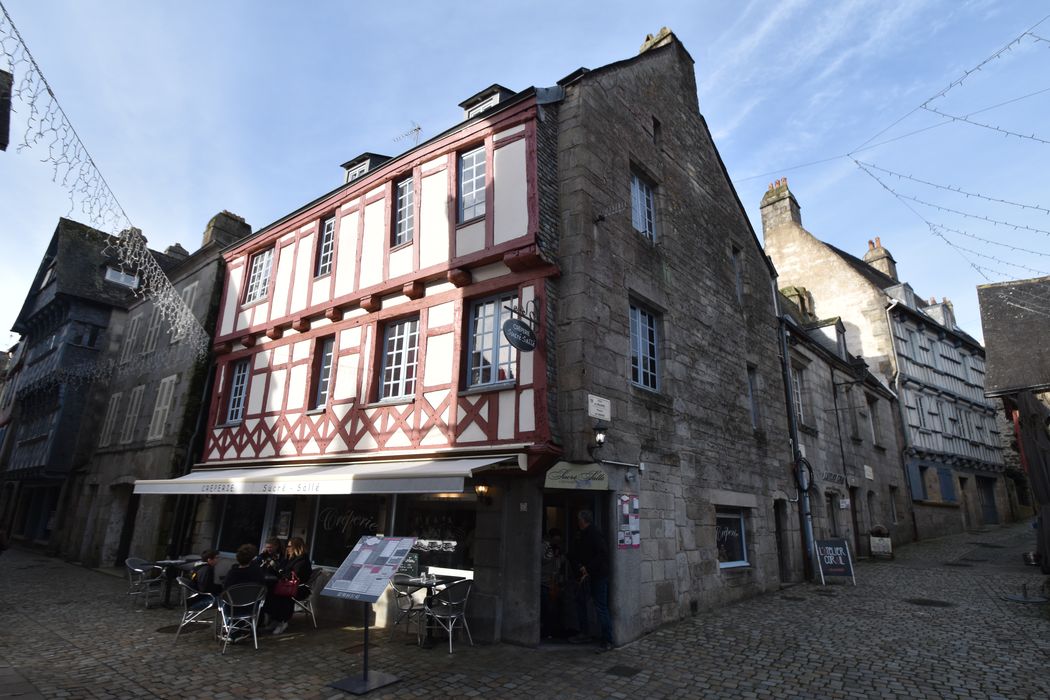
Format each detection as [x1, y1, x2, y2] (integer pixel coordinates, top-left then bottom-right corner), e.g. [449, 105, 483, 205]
[216, 583, 268, 654]
[422, 579, 474, 654]
[292, 568, 325, 629]
[173, 577, 217, 643]
[389, 573, 426, 639]
[125, 557, 165, 609]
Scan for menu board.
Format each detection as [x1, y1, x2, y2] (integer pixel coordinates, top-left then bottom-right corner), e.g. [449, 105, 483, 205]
[815, 538, 856, 585]
[321, 535, 417, 603]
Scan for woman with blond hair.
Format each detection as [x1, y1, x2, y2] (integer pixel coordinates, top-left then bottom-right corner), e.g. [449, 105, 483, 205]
[264, 536, 313, 635]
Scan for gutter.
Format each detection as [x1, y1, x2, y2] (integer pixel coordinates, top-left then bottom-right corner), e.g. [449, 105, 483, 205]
[885, 299, 921, 541]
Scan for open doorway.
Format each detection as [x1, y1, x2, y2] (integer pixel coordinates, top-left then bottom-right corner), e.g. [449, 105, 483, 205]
[540, 490, 606, 643]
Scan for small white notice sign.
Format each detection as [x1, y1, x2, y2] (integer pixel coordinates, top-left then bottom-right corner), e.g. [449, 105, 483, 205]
[588, 394, 611, 421]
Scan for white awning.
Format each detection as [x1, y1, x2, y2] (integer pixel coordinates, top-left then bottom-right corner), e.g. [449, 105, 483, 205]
[133, 456, 517, 496]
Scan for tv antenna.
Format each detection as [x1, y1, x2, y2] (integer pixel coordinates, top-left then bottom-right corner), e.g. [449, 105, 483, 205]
[393, 121, 422, 146]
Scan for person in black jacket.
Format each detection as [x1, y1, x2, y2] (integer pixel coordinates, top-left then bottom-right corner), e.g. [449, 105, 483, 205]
[570, 510, 613, 652]
[191, 550, 223, 595]
[264, 536, 313, 635]
[224, 544, 266, 590]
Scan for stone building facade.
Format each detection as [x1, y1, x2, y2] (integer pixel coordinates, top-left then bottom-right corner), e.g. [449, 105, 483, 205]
[762, 180, 1007, 540]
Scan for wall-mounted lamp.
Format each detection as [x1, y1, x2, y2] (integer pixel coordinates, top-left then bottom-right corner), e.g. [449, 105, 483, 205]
[588, 420, 609, 461]
[474, 483, 492, 505]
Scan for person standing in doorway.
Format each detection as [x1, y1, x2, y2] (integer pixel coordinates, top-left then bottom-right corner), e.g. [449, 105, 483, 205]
[571, 510, 613, 652]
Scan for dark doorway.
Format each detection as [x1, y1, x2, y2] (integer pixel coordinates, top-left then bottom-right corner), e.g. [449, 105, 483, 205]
[540, 490, 606, 642]
[977, 477, 999, 525]
[773, 499, 791, 583]
[849, 486, 861, 555]
[825, 491, 839, 537]
[115, 493, 140, 566]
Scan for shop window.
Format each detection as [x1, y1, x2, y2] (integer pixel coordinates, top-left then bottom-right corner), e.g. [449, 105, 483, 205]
[217, 495, 268, 553]
[395, 495, 478, 571]
[715, 507, 748, 568]
[311, 495, 385, 568]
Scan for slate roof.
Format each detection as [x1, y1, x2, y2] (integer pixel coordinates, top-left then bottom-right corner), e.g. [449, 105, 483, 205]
[977, 276, 1050, 396]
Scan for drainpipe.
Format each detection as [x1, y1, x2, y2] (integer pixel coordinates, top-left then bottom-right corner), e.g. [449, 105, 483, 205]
[773, 283, 819, 581]
[884, 299, 920, 542]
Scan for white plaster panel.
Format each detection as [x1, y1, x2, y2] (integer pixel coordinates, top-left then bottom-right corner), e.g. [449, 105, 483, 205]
[279, 435, 298, 456]
[426, 281, 455, 296]
[367, 185, 384, 199]
[254, 350, 271, 369]
[247, 374, 267, 416]
[301, 437, 320, 455]
[252, 302, 269, 326]
[472, 262, 512, 282]
[456, 220, 485, 257]
[332, 354, 360, 401]
[494, 138, 528, 245]
[289, 233, 314, 314]
[292, 340, 311, 363]
[420, 172, 450, 269]
[498, 390, 515, 439]
[334, 211, 359, 299]
[271, 244, 295, 319]
[220, 266, 244, 336]
[356, 430, 378, 451]
[346, 308, 367, 320]
[312, 318, 331, 330]
[272, 344, 290, 366]
[381, 295, 410, 310]
[428, 302, 455, 328]
[423, 333, 454, 386]
[458, 422, 488, 443]
[389, 245, 413, 279]
[267, 369, 288, 412]
[518, 389, 535, 432]
[259, 443, 275, 458]
[386, 428, 412, 449]
[494, 124, 526, 141]
[235, 309, 250, 332]
[311, 277, 330, 306]
[340, 327, 362, 349]
[359, 201, 386, 289]
[279, 233, 296, 244]
[341, 197, 360, 211]
[327, 433, 347, 453]
[287, 365, 307, 411]
[421, 155, 446, 171]
[420, 426, 449, 446]
[520, 344, 533, 385]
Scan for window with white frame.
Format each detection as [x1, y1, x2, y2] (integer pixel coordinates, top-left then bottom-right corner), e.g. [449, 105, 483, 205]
[119, 315, 141, 364]
[244, 248, 274, 303]
[716, 508, 749, 568]
[380, 318, 419, 400]
[630, 170, 656, 240]
[147, 375, 177, 440]
[105, 267, 138, 288]
[746, 364, 760, 429]
[790, 366, 806, 424]
[393, 178, 414, 246]
[458, 146, 486, 222]
[171, 283, 198, 344]
[312, 337, 335, 408]
[119, 385, 145, 444]
[915, 394, 929, 429]
[467, 293, 518, 388]
[630, 303, 659, 390]
[225, 359, 250, 423]
[867, 396, 881, 444]
[316, 216, 335, 276]
[141, 308, 163, 355]
[99, 392, 122, 447]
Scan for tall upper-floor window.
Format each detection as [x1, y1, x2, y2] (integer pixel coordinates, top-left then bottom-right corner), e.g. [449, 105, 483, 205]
[630, 303, 659, 390]
[226, 359, 250, 423]
[171, 283, 198, 344]
[312, 337, 335, 408]
[867, 396, 882, 444]
[120, 315, 141, 364]
[99, 392, 123, 447]
[142, 308, 163, 355]
[147, 375, 178, 441]
[630, 170, 656, 240]
[393, 178, 414, 246]
[380, 319, 419, 400]
[467, 293, 518, 388]
[746, 364, 760, 429]
[316, 217, 335, 277]
[790, 366, 806, 424]
[458, 146, 486, 222]
[119, 385, 145, 444]
[244, 248, 274, 304]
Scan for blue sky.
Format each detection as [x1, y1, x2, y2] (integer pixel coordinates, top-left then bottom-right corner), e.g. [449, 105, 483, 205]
[2, 1, 1048, 349]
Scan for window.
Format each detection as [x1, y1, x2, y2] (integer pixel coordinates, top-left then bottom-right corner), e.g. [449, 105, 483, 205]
[312, 337, 335, 409]
[790, 366, 806, 424]
[119, 315, 141, 364]
[216, 495, 268, 554]
[345, 161, 369, 182]
[316, 217, 335, 276]
[99, 392, 122, 447]
[466, 94, 500, 119]
[867, 396, 881, 444]
[147, 375, 177, 441]
[889, 486, 899, 523]
[393, 178, 414, 246]
[746, 365, 760, 429]
[731, 246, 743, 303]
[141, 308, 163, 355]
[171, 283, 198, 344]
[225, 359, 250, 423]
[716, 508, 748, 568]
[467, 293, 517, 387]
[244, 248, 274, 304]
[105, 267, 138, 288]
[630, 303, 659, 390]
[380, 318, 419, 400]
[630, 170, 656, 240]
[119, 385, 145, 444]
[915, 394, 929, 429]
[458, 146, 486, 222]
[937, 467, 957, 502]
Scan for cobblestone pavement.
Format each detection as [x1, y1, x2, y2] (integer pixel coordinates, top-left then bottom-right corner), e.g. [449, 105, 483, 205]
[2, 523, 1049, 699]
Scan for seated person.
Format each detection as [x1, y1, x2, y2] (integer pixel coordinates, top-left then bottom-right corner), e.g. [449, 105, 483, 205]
[190, 549, 222, 596]
[224, 544, 266, 590]
[252, 537, 284, 584]
[264, 536, 313, 635]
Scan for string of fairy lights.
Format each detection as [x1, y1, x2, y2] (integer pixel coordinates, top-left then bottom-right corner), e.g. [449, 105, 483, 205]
[0, 1, 210, 397]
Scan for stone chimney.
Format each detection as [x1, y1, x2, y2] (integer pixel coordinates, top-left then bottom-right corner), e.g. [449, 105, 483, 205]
[202, 211, 251, 249]
[640, 27, 676, 53]
[759, 178, 802, 232]
[862, 236, 898, 282]
[164, 243, 190, 260]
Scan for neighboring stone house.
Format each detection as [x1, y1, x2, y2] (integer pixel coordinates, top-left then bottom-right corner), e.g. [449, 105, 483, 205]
[977, 276, 1049, 570]
[780, 289, 914, 556]
[762, 180, 1008, 539]
[56, 212, 250, 567]
[0, 219, 176, 547]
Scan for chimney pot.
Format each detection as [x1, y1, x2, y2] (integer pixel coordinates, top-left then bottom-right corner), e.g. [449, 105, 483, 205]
[875, 236, 882, 248]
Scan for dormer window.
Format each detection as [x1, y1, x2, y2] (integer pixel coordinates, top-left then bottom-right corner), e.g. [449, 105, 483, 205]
[459, 84, 516, 121]
[345, 161, 369, 183]
[466, 94, 500, 119]
[105, 267, 139, 289]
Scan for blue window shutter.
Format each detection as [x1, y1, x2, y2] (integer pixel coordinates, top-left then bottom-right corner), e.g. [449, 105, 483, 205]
[907, 461, 927, 500]
[937, 468, 957, 502]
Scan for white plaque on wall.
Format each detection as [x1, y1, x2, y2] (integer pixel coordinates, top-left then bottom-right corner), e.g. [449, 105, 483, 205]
[587, 394, 611, 421]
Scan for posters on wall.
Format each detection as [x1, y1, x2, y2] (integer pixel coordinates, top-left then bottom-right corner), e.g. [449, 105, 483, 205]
[617, 494, 640, 549]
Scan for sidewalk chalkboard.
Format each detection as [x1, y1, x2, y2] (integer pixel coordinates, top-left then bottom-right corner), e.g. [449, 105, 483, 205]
[815, 538, 856, 585]
[321, 535, 416, 603]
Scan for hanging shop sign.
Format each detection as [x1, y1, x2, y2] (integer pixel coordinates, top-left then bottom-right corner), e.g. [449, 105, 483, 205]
[815, 538, 856, 585]
[544, 462, 609, 490]
[502, 299, 538, 352]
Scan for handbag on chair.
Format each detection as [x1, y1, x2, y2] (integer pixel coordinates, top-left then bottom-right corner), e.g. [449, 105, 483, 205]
[273, 572, 299, 597]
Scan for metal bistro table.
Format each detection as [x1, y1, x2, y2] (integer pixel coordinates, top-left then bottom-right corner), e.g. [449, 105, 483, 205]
[410, 573, 463, 649]
[155, 558, 198, 608]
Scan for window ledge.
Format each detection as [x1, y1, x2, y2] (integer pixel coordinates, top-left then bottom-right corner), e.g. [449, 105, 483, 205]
[719, 563, 751, 571]
[456, 215, 485, 229]
[366, 398, 414, 409]
[305, 407, 327, 416]
[216, 421, 243, 429]
[459, 381, 517, 397]
[313, 272, 332, 281]
[873, 443, 887, 452]
[390, 240, 413, 253]
[798, 423, 819, 437]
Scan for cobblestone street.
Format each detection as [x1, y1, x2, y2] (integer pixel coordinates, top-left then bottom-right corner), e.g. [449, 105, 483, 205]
[2, 522, 1048, 700]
